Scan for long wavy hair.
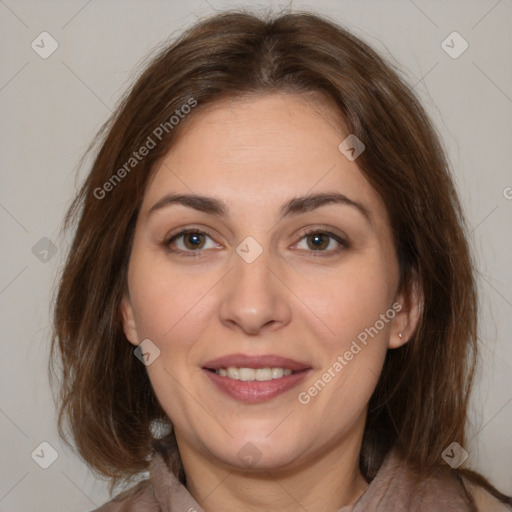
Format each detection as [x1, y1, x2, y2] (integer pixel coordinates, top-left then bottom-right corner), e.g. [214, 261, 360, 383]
[49, 8, 511, 503]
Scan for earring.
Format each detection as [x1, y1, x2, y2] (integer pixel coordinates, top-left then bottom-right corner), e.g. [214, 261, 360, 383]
[398, 332, 403, 339]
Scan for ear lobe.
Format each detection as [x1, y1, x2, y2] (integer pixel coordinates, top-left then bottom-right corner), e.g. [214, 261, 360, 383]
[388, 277, 423, 349]
[120, 294, 139, 347]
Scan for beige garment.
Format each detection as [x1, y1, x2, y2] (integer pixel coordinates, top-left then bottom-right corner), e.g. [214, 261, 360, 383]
[91, 448, 511, 512]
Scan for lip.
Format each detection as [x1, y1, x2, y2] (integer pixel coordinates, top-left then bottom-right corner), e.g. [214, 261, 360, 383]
[202, 353, 311, 372]
[203, 367, 312, 403]
[202, 353, 312, 403]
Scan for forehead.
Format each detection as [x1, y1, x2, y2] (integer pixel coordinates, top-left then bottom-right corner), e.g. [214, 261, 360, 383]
[141, 93, 387, 223]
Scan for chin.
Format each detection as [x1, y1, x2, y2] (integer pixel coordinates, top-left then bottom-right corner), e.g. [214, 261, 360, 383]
[203, 431, 305, 471]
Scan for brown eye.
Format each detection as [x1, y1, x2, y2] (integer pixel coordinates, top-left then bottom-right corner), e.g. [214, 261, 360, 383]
[182, 232, 206, 250]
[295, 229, 349, 257]
[306, 233, 331, 251]
[165, 229, 218, 257]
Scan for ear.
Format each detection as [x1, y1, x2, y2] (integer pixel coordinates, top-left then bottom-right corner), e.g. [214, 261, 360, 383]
[120, 293, 139, 347]
[388, 275, 422, 349]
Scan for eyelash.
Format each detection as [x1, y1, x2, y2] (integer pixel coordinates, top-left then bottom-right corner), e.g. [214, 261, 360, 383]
[163, 227, 349, 259]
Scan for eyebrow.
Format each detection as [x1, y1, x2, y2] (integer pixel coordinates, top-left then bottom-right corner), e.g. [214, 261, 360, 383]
[148, 192, 372, 223]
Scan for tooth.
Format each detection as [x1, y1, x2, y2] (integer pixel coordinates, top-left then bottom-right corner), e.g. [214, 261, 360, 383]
[217, 367, 296, 380]
[227, 367, 239, 379]
[255, 367, 272, 381]
[239, 368, 256, 381]
[271, 367, 284, 379]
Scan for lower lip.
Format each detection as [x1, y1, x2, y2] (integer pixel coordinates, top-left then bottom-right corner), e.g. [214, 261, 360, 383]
[203, 369, 311, 403]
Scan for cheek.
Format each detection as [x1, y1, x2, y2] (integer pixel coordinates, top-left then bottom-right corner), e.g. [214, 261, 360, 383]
[295, 254, 396, 420]
[296, 255, 396, 351]
[128, 250, 216, 343]
[127, 255, 215, 415]
[296, 269, 392, 432]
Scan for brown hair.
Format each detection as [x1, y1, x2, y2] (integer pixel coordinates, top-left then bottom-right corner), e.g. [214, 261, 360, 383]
[49, 8, 511, 503]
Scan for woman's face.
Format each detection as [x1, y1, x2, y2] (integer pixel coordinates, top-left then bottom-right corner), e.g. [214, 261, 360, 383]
[121, 93, 416, 472]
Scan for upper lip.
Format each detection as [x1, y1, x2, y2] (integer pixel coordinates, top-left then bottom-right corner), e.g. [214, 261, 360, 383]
[202, 353, 311, 371]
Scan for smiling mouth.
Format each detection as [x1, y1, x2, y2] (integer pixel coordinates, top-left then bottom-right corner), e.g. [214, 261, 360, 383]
[201, 353, 312, 402]
[203, 366, 311, 403]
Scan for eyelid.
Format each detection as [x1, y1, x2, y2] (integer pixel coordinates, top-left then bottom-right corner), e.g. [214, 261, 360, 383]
[164, 224, 220, 242]
[295, 225, 349, 243]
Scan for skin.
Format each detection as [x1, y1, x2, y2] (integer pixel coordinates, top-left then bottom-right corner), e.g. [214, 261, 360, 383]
[120, 92, 420, 512]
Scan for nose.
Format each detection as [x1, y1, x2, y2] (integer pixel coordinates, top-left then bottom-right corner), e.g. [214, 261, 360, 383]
[218, 243, 292, 335]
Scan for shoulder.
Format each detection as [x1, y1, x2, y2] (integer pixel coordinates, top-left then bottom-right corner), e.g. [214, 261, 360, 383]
[420, 469, 512, 512]
[460, 477, 512, 512]
[368, 449, 511, 512]
[89, 479, 161, 512]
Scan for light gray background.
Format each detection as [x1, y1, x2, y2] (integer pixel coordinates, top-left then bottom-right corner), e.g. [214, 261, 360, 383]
[0, 0, 511, 510]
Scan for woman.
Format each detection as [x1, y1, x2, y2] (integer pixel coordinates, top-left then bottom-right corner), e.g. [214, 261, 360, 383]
[49, 9, 512, 511]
